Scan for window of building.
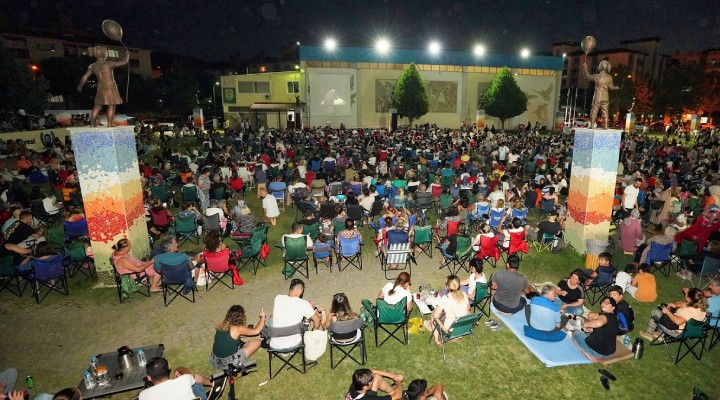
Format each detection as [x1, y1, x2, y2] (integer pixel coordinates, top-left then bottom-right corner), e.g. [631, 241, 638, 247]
[287, 81, 300, 94]
[254, 81, 270, 93]
[36, 43, 56, 52]
[107, 49, 119, 58]
[258, 65, 267, 72]
[238, 82, 254, 93]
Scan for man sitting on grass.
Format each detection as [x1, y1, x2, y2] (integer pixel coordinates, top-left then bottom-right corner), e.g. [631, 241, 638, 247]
[491, 255, 532, 315]
[345, 368, 404, 400]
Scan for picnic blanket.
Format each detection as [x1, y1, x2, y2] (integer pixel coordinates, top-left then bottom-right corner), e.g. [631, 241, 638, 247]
[491, 304, 592, 367]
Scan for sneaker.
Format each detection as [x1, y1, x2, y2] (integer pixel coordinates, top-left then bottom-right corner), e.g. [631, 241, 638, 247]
[484, 319, 496, 326]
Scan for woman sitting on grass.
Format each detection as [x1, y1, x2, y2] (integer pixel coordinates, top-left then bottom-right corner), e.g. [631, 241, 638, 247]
[209, 305, 266, 370]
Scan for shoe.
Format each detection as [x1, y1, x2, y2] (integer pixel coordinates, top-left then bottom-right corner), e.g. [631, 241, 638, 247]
[484, 319, 496, 326]
[490, 323, 503, 332]
[600, 376, 610, 390]
[598, 369, 616, 382]
[640, 331, 659, 341]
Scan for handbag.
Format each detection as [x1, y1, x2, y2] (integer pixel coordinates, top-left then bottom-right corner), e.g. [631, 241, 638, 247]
[120, 274, 139, 299]
[303, 329, 327, 361]
[658, 313, 679, 330]
[231, 267, 244, 286]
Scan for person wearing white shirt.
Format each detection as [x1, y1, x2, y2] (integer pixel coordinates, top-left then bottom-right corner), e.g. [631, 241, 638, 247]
[378, 271, 414, 311]
[270, 279, 320, 349]
[621, 178, 643, 216]
[487, 186, 505, 208]
[614, 264, 637, 297]
[139, 357, 211, 400]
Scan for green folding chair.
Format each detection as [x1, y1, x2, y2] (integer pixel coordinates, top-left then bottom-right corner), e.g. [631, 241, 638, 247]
[470, 282, 491, 318]
[182, 185, 199, 203]
[361, 298, 409, 347]
[174, 214, 200, 246]
[431, 313, 483, 364]
[302, 222, 319, 241]
[649, 317, 708, 364]
[413, 225, 433, 259]
[280, 235, 310, 279]
[151, 184, 169, 202]
[237, 225, 267, 275]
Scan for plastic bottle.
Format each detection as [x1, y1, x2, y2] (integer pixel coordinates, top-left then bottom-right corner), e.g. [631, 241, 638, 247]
[633, 338, 644, 359]
[622, 335, 631, 349]
[83, 371, 96, 389]
[137, 349, 147, 367]
[89, 357, 98, 374]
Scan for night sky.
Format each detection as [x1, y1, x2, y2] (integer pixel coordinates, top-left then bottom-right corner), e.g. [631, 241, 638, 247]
[4, 0, 720, 61]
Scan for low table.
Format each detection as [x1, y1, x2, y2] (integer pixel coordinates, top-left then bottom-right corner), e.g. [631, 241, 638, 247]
[412, 293, 439, 316]
[78, 344, 164, 399]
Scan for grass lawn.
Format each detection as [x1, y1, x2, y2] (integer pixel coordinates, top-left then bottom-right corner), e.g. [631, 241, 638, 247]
[0, 137, 717, 399]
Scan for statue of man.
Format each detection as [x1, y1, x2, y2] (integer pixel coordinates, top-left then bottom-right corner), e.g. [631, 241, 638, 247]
[583, 60, 619, 129]
[77, 46, 129, 127]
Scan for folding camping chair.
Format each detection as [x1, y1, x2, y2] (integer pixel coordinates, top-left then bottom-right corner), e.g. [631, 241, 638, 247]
[381, 242, 414, 280]
[412, 225, 433, 259]
[470, 282, 491, 318]
[477, 234, 500, 268]
[202, 249, 237, 291]
[647, 241, 674, 278]
[0, 255, 25, 297]
[63, 240, 95, 279]
[430, 313, 483, 364]
[361, 298, 409, 347]
[159, 260, 196, 306]
[531, 233, 556, 253]
[111, 257, 151, 303]
[438, 236, 473, 276]
[263, 321, 309, 379]
[328, 319, 366, 369]
[236, 225, 267, 275]
[175, 215, 200, 247]
[337, 235, 363, 271]
[27, 254, 70, 304]
[280, 235, 310, 279]
[649, 317, 708, 364]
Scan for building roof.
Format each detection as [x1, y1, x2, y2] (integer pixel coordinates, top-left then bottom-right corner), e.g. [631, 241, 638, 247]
[299, 45, 564, 71]
[250, 102, 301, 111]
[619, 37, 661, 45]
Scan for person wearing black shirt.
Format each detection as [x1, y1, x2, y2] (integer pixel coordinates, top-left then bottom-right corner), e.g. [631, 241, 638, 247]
[571, 296, 618, 362]
[345, 368, 403, 400]
[607, 285, 634, 335]
[555, 270, 585, 317]
[534, 211, 561, 241]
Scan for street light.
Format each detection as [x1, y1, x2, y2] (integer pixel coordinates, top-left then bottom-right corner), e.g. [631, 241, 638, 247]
[212, 82, 220, 118]
[428, 40, 441, 55]
[520, 48, 530, 58]
[324, 38, 337, 51]
[473, 44, 485, 57]
[376, 38, 391, 54]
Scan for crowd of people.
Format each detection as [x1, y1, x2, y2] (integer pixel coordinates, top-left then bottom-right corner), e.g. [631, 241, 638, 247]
[2, 121, 720, 398]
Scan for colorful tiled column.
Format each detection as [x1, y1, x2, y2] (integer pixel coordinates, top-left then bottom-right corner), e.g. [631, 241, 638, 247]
[68, 127, 149, 277]
[565, 128, 622, 268]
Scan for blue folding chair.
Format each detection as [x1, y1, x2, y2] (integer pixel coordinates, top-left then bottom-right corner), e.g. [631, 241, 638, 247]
[647, 242, 674, 277]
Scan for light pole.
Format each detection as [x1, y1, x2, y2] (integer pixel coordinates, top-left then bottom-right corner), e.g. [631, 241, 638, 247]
[212, 81, 220, 117]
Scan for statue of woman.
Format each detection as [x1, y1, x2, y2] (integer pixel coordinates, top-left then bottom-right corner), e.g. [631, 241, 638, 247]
[583, 60, 619, 129]
[77, 46, 129, 127]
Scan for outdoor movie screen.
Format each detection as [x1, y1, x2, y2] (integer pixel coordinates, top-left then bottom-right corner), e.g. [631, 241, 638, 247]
[309, 73, 352, 117]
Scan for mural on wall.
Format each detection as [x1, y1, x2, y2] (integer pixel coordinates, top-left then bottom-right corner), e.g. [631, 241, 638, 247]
[71, 127, 149, 272]
[526, 82, 554, 123]
[375, 79, 397, 112]
[426, 81, 457, 113]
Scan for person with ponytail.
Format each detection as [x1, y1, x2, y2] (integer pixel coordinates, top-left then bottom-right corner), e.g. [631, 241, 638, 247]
[111, 238, 161, 292]
[431, 275, 470, 346]
[378, 271, 414, 311]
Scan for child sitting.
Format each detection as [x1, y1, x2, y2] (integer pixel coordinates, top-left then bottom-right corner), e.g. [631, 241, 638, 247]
[313, 234, 334, 269]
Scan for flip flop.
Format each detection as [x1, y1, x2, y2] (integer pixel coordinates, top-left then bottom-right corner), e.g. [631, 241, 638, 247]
[598, 369, 616, 382]
[600, 376, 610, 390]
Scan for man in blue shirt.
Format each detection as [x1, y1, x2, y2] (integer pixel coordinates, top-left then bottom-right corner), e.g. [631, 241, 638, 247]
[526, 284, 562, 333]
[154, 236, 197, 286]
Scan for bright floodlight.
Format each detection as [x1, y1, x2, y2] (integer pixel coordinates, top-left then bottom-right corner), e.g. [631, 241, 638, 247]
[324, 38, 337, 51]
[521, 48, 530, 58]
[473, 45, 485, 57]
[428, 41, 441, 55]
[376, 38, 391, 54]
[562, 52, 567, 58]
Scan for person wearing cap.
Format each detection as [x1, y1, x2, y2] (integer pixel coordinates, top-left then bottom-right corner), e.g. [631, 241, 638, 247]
[533, 210, 562, 242]
[636, 224, 676, 264]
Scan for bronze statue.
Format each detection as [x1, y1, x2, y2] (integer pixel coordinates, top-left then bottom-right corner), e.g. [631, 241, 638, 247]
[77, 46, 129, 127]
[583, 60, 618, 129]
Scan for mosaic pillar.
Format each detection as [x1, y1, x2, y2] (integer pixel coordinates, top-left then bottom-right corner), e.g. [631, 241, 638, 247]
[565, 128, 622, 268]
[69, 127, 149, 276]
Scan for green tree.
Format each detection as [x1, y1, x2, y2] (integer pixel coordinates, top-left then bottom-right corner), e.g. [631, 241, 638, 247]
[38, 56, 94, 109]
[393, 63, 428, 127]
[654, 64, 704, 117]
[633, 77, 654, 117]
[482, 67, 527, 129]
[608, 64, 634, 119]
[156, 63, 200, 115]
[0, 42, 49, 114]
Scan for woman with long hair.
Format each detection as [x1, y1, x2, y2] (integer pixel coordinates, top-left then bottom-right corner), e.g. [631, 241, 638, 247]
[209, 305, 266, 370]
[431, 275, 470, 346]
[378, 271, 414, 311]
[321, 292, 360, 342]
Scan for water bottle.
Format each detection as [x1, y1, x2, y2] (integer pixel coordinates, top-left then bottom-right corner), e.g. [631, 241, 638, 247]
[622, 335, 631, 349]
[633, 338, 644, 359]
[89, 356, 98, 374]
[137, 349, 147, 367]
[83, 371, 96, 389]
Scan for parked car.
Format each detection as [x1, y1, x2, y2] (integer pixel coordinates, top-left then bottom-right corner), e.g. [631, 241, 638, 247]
[573, 118, 590, 128]
[634, 122, 647, 132]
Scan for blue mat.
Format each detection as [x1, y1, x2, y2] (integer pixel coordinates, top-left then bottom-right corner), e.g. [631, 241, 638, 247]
[491, 304, 592, 367]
